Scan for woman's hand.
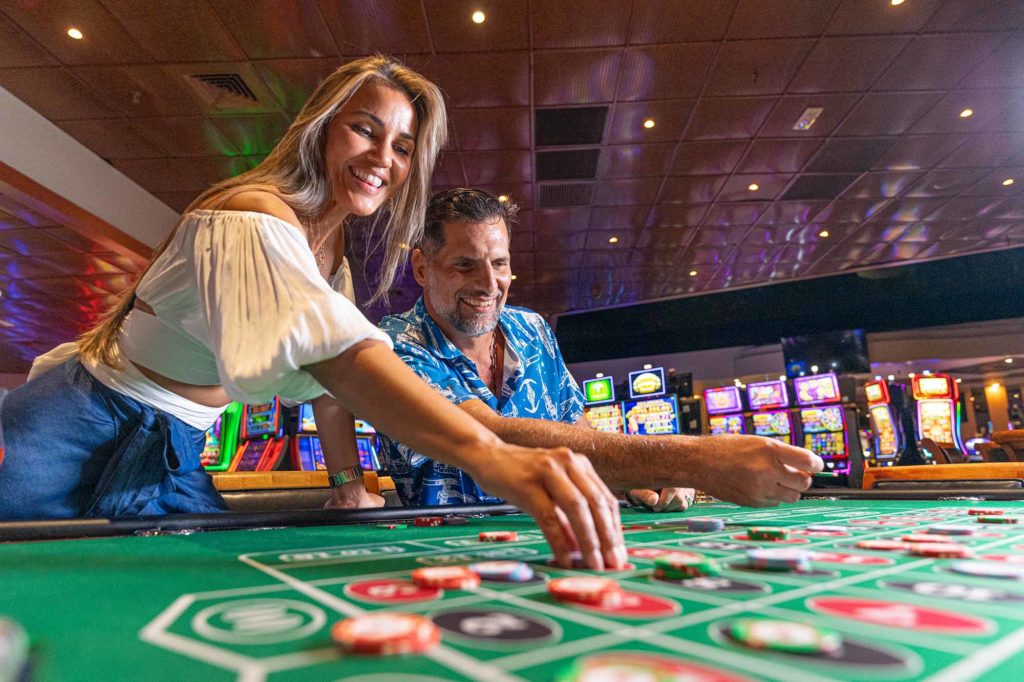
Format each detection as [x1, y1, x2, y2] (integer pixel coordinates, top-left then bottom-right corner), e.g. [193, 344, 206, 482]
[324, 479, 385, 509]
[469, 444, 627, 571]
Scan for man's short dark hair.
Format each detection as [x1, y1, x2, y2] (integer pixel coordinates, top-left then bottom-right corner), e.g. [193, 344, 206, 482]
[420, 188, 519, 255]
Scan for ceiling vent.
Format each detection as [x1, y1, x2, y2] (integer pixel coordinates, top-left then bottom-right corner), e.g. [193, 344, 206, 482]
[185, 72, 261, 110]
[781, 174, 860, 201]
[536, 149, 601, 181]
[540, 183, 594, 208]
[806, 138, 896, 173]
[536, 107, 608, 146]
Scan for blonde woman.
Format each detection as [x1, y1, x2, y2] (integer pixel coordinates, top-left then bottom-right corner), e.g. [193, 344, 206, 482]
[0, 56, 625, 570]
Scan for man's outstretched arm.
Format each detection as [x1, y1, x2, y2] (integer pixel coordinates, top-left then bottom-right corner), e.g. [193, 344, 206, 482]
[458, 399, 824, 508]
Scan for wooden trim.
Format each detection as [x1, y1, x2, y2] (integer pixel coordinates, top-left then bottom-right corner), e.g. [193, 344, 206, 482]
[862, 462, 1024, 489]
[212, 471, 395, 496]
[0, 161, 151, 266]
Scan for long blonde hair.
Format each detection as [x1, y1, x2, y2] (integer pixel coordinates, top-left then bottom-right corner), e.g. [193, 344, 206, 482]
[79, 55, 447, 367]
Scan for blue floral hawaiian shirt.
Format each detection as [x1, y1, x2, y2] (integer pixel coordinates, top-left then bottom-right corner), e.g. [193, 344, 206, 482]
[377, 297, 584, 506]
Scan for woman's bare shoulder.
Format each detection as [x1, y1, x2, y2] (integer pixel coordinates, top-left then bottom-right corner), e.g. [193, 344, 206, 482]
[199, 189, 304, 231]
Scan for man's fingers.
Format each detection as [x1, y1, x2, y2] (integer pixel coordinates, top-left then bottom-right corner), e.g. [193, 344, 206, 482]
[776, 445, 824, 473]
[778, 464, 814, 492]
[545, 463, 605, 570]
[531, 498, 575, 568]
[566, 456, 624, 569]
[629, 489, 660, 508]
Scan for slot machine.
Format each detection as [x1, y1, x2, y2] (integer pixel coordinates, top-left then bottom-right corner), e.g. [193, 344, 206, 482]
[623, 395, 680, 436]
[200, 402, 242, 471]
[289, 402, 325, 471]
[354, 419, 381, 472]
[704, 386, 746, 435]
[746, 379, 794, 445]
[912, 373, 968, 462]
[582, 376, 625, 434]
[793, 372, 859, 475]
[229, 398, 289, 472]
[864, 380, 902, 467]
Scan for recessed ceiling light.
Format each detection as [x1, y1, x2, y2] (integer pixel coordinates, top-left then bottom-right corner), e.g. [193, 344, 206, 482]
[818, 229, 830, 238]
[747, 183, 759, 192]
[955, 378, 962, 383]
[959, 108, 974, 118]
[67, 27, 83, 40]
[608, 236, 619, 244]
[792, 106, 824, 131]
[1003, 178, 1015, 186]
[888, 375, 895, 381]
[891, 0, 905, 5]
[643, 364, 653, 370]
[498, 194, 509, 202]
[1006, 358, 1014, 363]
[471, 10, 486, 24]
[688, 270, 698, 277]
[990, 382, 1001, 390]
[510, 274, 517, 280]
[779, 375, 786, 382]
[909, 372, 916, 378]
[643, 118, 655, 129]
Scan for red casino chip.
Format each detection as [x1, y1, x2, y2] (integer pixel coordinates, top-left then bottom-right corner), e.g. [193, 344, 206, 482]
[855, 539, 910, 551]
[410, 566, 481, 590]
[479, 531, 519, 542]
[909, 543, 974, 559]
[902, 533, 960, 543]
[414, 516, 445, 527]
[548, 576, 623, 606]
[332, 612, 440, 655]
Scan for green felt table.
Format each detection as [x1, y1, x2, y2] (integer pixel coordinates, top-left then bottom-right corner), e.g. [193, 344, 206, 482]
[4, 499, 1024, 681]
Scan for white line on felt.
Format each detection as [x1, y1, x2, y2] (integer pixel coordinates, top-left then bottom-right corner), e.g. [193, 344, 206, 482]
[923, 623, 1024, 682]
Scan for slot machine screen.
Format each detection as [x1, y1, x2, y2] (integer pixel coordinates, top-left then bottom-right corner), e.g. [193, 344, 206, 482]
[709, 414, 745, 435]
[583, 403, 625, 433]
[623, 396, 680, 436]
[916, 376, 952, 399]
[793, 374, 841, 405]
[244, 402, 278, 438]
[200, 415, 223, 468]
[865, 382, 888, 404]
[747, 380, 788, 410]
[297, 436, 326, 470]
[918, 400, 954, 444]
[752, 411, 792, 438]
[583, 377, 616, 405]
[869, 404, 898, 458]
[298, 403, 317, 433]
[800, 406, 847, 458]
[355, 436, 377, 471]
[704, 386, 742, 414]
[628, 367, 666, 399]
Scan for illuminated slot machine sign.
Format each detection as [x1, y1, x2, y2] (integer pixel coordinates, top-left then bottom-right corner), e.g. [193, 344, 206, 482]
[746, 380, 793, 445]
[912, 374, 966, 456]
[793, 373, 849, 472]
[354, 419, 381, 471]
[201, 403, 242, 471]
[864, 380, 900, 465]
[582, 376, 626, 434]
[623, 395, 680, 436]
[229, 398, 288, 472]
[704, 386, 746, 435]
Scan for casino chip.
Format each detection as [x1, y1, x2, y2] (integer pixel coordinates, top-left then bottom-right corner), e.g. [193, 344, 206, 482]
[978, 516, 1018, 524]
[909, 543, 975, 559]
[414, 516, 444, 527]
[950, 560, 1024, 579]
[681, 517, 725, 532]
[748, 527, 787, 541]
[479, 531, 519, 542]
[411, 566, 481, 590]
[747, 547, 810, 572]
[654, 552, 720, 578]
[0, 618, 29, 682]
[469, 560, 535, 582]
[805, 524, 847, 533]
[730, 618, 843, 655]
[969, 509, 1005, 516]
[856, 539, 909, 551]
[903, 533, 960, 543]
[443, 516, 469, 525]
[332, 612, 440, 655]
[548, 576, 623, 607]
[377, 523, 406, 530]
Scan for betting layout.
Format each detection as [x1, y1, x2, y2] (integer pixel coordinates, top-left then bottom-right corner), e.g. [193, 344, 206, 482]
[5, 500, 1013, 680]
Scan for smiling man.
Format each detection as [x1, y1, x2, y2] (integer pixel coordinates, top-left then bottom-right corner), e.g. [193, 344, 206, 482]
[377, 188, 823, 510]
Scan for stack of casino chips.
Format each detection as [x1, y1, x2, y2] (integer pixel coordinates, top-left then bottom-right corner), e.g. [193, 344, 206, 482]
[746, 547, 811, 572]
[653, 551, 720, 579]
[411, 566, 481, 590]
[332, 612, 440, 655]
[469, 560, 535, 582]
[748, 527, 787, 541]
[548, 576, 623, 608]
[730, 618, 843, 656]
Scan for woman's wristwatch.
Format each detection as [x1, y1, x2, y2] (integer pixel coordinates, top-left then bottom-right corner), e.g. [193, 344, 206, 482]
[328, 465, 364, 488]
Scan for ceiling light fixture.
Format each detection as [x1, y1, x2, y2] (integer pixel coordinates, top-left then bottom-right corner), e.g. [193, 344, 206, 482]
[608, 236, 619, 244]
[688, 270, 698, 277]
[747, 183, 759, 192]
[1006, 358, 1014, 364]
[887, 375, 895, 381]
[643, 118, 655, 129]
[498, 194, 509, 203]
[792, 106, 824, 131]
[959, 108, 974, 118]
[510, 274, 517, 280]
[818, 229, 830, 238]
[1003, 178, 1015, 187]
[990, 383, 1001, 390]
[779, 375, 786, 382]
[891, 0, 905, 5]
[67, 27, 83, 40]
[471, 10, 486, 24]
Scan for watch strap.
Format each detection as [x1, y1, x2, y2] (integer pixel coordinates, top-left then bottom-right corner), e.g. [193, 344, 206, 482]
[328, 465, 363, 488]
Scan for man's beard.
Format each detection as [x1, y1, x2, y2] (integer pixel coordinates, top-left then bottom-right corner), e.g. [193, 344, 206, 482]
[435, 293, 502, 337]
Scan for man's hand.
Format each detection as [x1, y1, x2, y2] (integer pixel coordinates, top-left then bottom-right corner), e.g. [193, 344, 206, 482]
[469, 444, 627, 571]
[690, 435, 823, 507]
[325, 479, 385, 509]
[626, 488, 695, 512]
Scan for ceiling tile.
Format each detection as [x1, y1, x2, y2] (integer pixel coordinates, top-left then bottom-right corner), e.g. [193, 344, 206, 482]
[727, 0, 841, 38]
[100, 0, 245, 62]
[685, 97, 775, 140]
[704, 39, 815, 96]
[629, 0, 734, 44]
[461, 151, 532, 184]
[717, 174, 794, 202]
[759, 94, 860, 137]
[450, 108, 530, 151]
[531, 0, 628, 49]
[839, 171, 922, 199]
[873, 134, 967, 171]
[660, 176, 728, 204]
[925, 1, 1024, 33]
[0, 13, 59, 68]
[671, 140, 748, 175]
[427, 0, 529, 52]
[617, 44, 717, 101]
[534, 50, 621, 106]
[874, 33, 1006, 91]
[70, 64, 208, 118]
[702, 202, 769, 226]
[826, 0, 944, 35]
[593, 179, 658, 207]
[904, 168, 989, 198]
[737, 139, 823, 173]
[789, 36, 911, 93]
[608, 100, 695, 144]
[55, 118, 165, 160]
[0, 67, 117, 120]
[318, 0, 431, 55]
[4, 0, 151, 65]
[939, 132, 1024, 169]
[837, 92, 943, 137]
[209, 0, 337, 59]
[589, 207, 649, 231]
[963, 34, 1024, 89]
[435, 52, 530, 107]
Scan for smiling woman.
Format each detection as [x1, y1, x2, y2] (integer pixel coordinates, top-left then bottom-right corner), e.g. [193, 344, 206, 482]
[0, 56, 626, 572]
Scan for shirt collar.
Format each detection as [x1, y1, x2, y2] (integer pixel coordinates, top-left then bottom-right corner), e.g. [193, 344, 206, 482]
[413, 296, 524, 362]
